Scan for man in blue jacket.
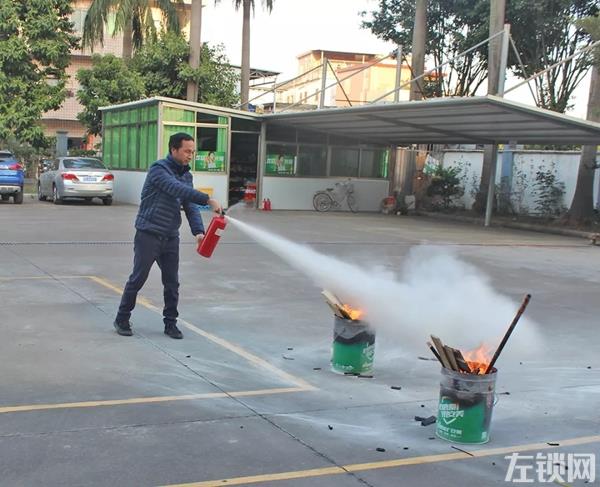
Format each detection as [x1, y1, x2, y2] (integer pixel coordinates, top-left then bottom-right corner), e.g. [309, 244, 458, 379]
[114, 132, 222, 339]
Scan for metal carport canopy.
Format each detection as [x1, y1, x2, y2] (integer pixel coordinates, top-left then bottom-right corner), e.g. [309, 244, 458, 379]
[262, 95, 600, 146]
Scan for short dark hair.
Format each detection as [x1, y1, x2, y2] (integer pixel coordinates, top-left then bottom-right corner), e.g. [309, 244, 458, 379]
[169, 132, 194, 153]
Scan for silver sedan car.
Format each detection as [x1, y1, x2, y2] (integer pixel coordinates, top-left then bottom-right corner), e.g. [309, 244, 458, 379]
[38, 157, 114, 205]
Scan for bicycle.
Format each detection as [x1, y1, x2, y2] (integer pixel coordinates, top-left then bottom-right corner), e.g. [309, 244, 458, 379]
[313, 179, 358, 213]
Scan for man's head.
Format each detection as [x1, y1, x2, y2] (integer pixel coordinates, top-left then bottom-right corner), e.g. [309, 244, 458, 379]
[169, 133, 195, 165]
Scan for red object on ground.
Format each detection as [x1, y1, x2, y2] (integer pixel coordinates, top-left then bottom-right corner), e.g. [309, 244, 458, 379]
[197, 215, 227, 258]
[243, 183, 257, 204]
[266, 198, 272, 211]
[262, 199, 268, 211]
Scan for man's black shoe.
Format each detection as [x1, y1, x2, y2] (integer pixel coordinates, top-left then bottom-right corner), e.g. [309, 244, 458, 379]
[164, 324, 183, 339]
[113, 320, 133, 336]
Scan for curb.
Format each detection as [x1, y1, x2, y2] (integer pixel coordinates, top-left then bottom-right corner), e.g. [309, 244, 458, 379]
[415, 211, 597, 240]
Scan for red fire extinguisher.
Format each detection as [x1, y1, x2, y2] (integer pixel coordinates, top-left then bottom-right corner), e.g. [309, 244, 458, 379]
[197, 211, 227, 258]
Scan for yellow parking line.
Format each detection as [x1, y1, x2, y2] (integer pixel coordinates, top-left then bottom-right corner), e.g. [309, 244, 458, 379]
[87, 276, 315, 391]
[0, 387, 307, 415]
[0, 275, 92, 281]
[177, 317, 315, 390]
[0, 275, 314, 415]
[163, 434, 600, 487]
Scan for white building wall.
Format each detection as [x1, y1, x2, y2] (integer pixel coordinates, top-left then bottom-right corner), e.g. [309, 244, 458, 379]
[190, 173, 228, 205]
[442, 150, 600, 212]
[261, 177, 389, 211]
[112, 171, 147, 204]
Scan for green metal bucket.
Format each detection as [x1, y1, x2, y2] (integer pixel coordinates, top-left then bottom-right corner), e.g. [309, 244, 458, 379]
[331, 316, 375, 374]
[436, 367, 497, 444]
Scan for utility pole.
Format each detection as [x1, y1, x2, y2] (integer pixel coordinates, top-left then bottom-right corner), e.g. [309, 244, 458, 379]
[410, 0, 427, 101]
[186, 0, 203, 102]
[484, 22, 510, 227]
[476, 0, 505, 223]
[319, 58, 328, 108]
[404, 0, 427, 201]
[394, 45, 403, 103]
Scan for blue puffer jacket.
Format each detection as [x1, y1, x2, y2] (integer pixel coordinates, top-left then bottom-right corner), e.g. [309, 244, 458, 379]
[135, 155, 209, 237]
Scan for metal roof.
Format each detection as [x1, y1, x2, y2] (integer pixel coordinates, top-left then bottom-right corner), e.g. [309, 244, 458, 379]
[262, 95, 600, 145]
[99, 96, 261, 120]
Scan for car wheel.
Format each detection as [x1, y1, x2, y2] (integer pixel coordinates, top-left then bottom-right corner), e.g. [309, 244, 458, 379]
[102, 197, 113, 206]
[53, 185, 62, 205]
[1, 194, 9, 201]
[13, 191, 23, 204]
[38, 182, 46, 201]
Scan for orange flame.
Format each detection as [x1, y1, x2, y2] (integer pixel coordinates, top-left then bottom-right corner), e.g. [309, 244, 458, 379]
[341, 304, 364, 321]
[462, 343, 494, 374]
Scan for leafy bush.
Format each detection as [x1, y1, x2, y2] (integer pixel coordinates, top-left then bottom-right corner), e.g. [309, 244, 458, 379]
[533, 164, 566, 217]
[425, 165, 465, 209]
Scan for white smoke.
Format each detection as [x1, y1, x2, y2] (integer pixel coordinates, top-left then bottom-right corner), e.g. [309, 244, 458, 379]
[226, 216, 540, 358]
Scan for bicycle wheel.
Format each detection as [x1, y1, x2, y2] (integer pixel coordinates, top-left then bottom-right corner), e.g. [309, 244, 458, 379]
[347, 193, 358, 213]
[313, 192, 333, 212]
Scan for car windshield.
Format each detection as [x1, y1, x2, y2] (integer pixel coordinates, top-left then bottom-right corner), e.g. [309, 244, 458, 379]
[0, 151, 15, 161]
[63, 158, 105, 169]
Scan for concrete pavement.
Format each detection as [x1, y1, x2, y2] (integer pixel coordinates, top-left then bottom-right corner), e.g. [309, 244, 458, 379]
[0, 199, 598, 486]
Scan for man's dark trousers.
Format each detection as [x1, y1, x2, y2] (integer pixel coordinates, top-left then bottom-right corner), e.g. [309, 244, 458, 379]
[116, 230, 180, 326]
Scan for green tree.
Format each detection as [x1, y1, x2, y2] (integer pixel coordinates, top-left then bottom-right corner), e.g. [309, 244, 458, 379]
[508, 0, 598, 113]
[76, 54, 145, 135]
[565, 14, 600, 224]
[425, 165, 465, 209]
[77, 35, 239, 135]
[0, 0, 78, 147]
[361, 0, 491, 97]
[130, 32, 239, 106]
[216, 0, 274, 109]
[82, 0, 183, 59]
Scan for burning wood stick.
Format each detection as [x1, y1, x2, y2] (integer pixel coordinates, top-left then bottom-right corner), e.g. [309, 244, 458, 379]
[485, 294, 532, 374]
[321, 290, 344, 308]
[322, 296, 345, 318]
[449, 347, 472, 374]
[321, 290, 352, 319]
[430, 335, 453, 370]
[444, 345, 459, 371]
[426, 341, 444, 366]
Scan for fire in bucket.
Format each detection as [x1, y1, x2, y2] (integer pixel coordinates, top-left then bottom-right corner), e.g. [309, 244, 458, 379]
[322, 290, 375, 375]
[428, 294, 532, 444]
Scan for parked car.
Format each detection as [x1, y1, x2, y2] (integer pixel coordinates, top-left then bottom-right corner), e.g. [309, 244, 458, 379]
[38, 157, 113, 205]
[0, 150, 24, 204]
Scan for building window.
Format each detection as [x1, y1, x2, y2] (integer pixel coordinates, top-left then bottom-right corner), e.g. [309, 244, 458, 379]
[266, 143, 296, 176]
[297, 145, 326, 176]
[331, 148, 359, 177]
[266, 124, 296, 143]
[359, 149, 388, 178]
[70, 9, 88, 35]
[297, 129, 327, 144]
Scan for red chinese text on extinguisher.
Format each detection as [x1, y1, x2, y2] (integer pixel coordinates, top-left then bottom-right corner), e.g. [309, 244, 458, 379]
[197, 211, 227, 258]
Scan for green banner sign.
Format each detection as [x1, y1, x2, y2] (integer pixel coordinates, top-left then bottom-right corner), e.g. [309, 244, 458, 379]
[195, 151, 225, 172]
[266, 154, 295, 175]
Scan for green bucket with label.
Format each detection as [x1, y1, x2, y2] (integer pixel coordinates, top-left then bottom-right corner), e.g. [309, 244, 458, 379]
[331, 316, 375, 374]
[436, 367, 497, 444]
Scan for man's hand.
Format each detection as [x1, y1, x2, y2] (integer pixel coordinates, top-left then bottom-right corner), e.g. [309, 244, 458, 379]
[207, 198, 223, 214]
[196, 233, 205, 244]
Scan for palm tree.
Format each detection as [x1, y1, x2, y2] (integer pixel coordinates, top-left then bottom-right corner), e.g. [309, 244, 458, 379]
[186, 0, 203, 101]
[83, 0, 183, 59]
[217, 0, 274, 110]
